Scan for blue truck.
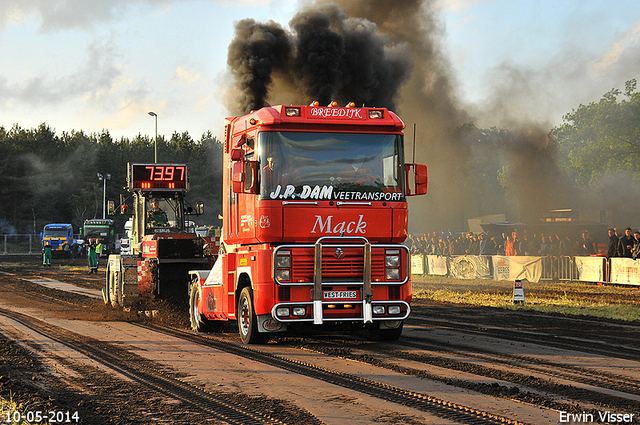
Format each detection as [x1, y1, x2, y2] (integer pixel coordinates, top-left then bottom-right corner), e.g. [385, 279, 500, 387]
[41, 223, 75, 256]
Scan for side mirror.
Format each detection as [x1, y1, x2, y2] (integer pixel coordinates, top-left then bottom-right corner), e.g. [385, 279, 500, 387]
[232, 160, 259, 194]
[230, 148, 244, 162]
[404, 163, 428, 196]
[232, 162, 245, 193]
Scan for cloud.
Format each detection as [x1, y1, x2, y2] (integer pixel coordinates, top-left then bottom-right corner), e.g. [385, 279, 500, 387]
[0, 0, 176, 33]
[0, 0, 282, 33]
[0, 30, 155, 137]
[470, 15, 640, 131]
[592, 19, 640, 76]
[174, 66, 201, 86]
[216, 0, 282, 6]
[0, 37, 124, 106]
[97, 97, 166, 134]
[433, 0, 486, 13]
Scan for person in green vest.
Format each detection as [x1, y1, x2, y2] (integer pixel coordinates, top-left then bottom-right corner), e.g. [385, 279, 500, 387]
[86, 239, 98, 274]
[95, 240, 103, 270]
[42, 241, 52, 267]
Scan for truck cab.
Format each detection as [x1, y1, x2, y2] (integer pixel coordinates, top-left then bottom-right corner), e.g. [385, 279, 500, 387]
[41, 223, 75, 256]
[189, 103, 427, 344]
[81, 218, 115, 256]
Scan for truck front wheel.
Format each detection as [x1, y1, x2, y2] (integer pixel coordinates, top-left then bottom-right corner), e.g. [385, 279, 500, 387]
[189, 282, 213, 332]
[237, 287, 269, 344]
[107, 268, 121, 308]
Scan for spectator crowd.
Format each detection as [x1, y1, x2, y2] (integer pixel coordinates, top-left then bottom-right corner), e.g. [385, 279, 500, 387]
[405, 228, 632, 259]
[605, 227, 640, 260]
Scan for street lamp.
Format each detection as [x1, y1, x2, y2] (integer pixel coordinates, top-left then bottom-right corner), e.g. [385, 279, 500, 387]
[148, 111, 157, 163]
[97, 173, 111, 219]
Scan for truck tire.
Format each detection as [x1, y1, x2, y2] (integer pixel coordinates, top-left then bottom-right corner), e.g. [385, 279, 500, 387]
[103, 265, 111, 305]
[116, 271, 123, 306]
[189, 282, 213, 332]
[237, 287, 269, 344]
[108, 269, 121, 308]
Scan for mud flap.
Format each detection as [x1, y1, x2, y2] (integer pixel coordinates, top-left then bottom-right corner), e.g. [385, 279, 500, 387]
[258, 314, 286, 333]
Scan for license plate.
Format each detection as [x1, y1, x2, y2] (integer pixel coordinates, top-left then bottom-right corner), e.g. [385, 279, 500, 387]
[323, 290, 357, 299]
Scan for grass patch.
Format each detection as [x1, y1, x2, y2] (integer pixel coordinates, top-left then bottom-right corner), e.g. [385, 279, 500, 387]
[412, 275, 640, 321]
[0, 393, 48, 425]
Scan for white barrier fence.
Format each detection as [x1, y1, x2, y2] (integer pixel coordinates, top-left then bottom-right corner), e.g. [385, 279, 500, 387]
[574, 257, 606, 282]
[413, 254, 640, 286]
[609, 258, 640, 285]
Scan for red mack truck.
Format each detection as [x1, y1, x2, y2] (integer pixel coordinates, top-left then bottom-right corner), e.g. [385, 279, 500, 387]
[188, 102, 428, 344]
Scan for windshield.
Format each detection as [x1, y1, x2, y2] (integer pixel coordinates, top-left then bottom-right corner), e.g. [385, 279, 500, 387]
[84, 227, 110, 238]
[145, 197, 185, 232]
[44, 228, 69, 238]
[259, 131, 405, 202]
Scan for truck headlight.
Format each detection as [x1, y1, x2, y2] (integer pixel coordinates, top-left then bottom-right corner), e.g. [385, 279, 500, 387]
[372, 306, 385, 315]
[275, 250, 291, 282]
[292, 307, 306, 316]
[276, 307, 290, 317]
[275, 269, 290, 282]
[385, 251, 400, 267]
[386, 268, 400, 281]
[276, 254, 291, 268]
[388, 305, 401, 315]
[385, 249, 401, 281]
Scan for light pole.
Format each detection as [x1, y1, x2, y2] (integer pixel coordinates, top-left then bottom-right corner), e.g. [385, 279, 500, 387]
[97, 173, 111, 219]
[148, 111, 157, 163]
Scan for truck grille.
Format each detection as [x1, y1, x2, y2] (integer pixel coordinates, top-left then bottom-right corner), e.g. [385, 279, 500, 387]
[290, 247, 386, 282]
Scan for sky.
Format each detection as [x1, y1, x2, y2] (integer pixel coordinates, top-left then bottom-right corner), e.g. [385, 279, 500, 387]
[1, 0, 639, 142]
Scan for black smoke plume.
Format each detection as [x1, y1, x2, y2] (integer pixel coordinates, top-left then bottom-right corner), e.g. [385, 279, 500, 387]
[227, 19, 292, 112]
[226, 3, 411, 114]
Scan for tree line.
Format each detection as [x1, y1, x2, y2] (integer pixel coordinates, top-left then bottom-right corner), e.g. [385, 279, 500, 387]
[0, 126, 223, 235]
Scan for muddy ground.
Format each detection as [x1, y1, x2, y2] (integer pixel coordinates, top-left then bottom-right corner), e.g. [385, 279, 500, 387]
[1, 254, 639, 424]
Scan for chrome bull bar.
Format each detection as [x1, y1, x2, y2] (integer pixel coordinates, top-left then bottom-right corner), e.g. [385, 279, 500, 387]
[313, 236, 373, 325]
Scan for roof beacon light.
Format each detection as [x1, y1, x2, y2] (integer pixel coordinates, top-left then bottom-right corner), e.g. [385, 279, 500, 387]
[310, 101, 319, 106]
[328, 101, 337, 107]
[369, 110, 384, 119]
[345, 102, 355, 108]
[285, 107, 301, 117]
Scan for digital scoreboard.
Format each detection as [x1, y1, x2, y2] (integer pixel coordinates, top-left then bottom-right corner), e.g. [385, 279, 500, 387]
[128, 163, 189, 191]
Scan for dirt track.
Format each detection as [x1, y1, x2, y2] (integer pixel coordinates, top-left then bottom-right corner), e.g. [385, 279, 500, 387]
[1, 255, 639, 424]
